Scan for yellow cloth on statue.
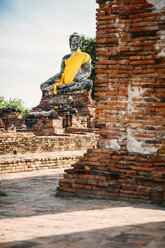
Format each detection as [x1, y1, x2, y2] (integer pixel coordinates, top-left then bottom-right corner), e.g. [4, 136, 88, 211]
[54, 51, 91, 94]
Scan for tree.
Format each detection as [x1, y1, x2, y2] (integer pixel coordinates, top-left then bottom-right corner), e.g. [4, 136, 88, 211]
[0, 96, 31, 117]
[81, 36, 97, 98]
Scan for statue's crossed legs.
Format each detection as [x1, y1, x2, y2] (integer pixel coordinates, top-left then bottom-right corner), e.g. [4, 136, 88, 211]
[42, 79, 93, 96]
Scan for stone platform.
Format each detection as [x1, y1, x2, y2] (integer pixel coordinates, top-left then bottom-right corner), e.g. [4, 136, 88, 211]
[0, 129, 98, 174]
[25, 89, 95, 135]
[0, 150, 86, 174]
[0, 130, 97, 155]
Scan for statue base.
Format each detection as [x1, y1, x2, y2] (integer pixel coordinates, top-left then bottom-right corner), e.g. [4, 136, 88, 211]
[25, 89, 95, 135]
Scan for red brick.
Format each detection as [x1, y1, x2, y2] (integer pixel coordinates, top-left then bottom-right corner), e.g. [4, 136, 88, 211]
[59, 178, 76, 184]
[92, 186, 107, 191]
[133, 17, 143, 22]
[56, 0, 165, 206]
[130, 60, 155, 65]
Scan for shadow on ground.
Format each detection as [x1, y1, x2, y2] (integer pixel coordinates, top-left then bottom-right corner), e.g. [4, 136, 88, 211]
[0, 221, 165, 248]
[0, 170, 164, 220]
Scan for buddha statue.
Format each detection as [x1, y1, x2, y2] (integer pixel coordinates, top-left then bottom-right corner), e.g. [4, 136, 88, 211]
[40, 32, 93, 96]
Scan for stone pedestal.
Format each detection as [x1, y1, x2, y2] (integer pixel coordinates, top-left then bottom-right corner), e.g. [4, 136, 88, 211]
[25, 89, 95, 135]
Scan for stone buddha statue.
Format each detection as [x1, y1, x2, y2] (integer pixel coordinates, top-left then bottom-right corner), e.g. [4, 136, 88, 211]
[40, 32, 93, 96]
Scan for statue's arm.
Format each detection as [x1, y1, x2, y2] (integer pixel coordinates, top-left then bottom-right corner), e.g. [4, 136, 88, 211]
[60, 57, 65, 74]
[47, 58, 66, 82]
[74, 60, 91, 82]
[47, 72, 62, 83]
[40, 57, 66, 91]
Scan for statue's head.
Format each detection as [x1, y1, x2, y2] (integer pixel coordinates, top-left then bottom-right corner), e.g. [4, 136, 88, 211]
[69, 32, 82, 51]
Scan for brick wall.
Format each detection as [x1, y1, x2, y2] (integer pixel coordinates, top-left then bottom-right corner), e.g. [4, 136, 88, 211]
[0, 152, 84, 174]
[0, 130, 98, 155]
[25, 90, 95, 135]
[57, 0, 165, 205]
[0, 107, 23, 130]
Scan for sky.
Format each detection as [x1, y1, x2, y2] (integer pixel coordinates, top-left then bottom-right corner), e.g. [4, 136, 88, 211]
[0, 0, 98, 108]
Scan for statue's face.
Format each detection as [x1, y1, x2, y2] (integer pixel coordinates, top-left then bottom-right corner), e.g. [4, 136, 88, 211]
[69, 35, 80, 51]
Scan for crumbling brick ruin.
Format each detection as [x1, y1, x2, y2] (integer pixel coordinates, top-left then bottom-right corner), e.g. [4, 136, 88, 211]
[0, 106, 24, 130]
[0, 129, 97, 173]
[0, 90, 97, 174]
[57, 0, 165, 205]
[25, 90, 95, 135]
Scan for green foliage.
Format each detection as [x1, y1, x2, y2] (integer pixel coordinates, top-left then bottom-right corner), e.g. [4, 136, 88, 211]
[144, 174, 151, 178]
[0, 191, 8, 197]
[0, 96, 7, 109]
[81, 36, 97, 98]
[0, 96, 31, 117]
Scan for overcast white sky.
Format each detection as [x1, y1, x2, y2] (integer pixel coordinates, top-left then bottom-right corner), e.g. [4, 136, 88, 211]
[0, 0, 98, 108]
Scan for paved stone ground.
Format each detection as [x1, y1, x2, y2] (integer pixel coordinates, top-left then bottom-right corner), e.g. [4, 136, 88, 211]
[0, 169, 165, 248]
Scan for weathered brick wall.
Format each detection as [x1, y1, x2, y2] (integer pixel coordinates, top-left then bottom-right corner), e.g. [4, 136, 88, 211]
[57, 0, 165, 205]
[0, 107, 24, 130]
[26, 90, 95, 135]
[0, 152, 84, 174]
[95, 0, 165, 155]
[0, 130, 98, 155]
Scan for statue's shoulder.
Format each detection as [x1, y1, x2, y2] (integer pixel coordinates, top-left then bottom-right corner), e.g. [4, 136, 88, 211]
[78, 52, 91, 64]
[80, 51, 91, 60]
[62, 53, 72, 62]
[81, 51, 88, 55]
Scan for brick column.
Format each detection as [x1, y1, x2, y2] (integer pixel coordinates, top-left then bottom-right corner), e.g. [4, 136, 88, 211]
[57, 0, 165, 205]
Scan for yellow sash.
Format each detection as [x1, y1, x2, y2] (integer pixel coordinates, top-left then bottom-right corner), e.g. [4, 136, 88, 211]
[54, 51, 91, 94]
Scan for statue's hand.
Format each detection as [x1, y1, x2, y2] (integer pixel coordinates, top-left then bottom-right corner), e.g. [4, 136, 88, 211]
[74, 72, 86, 82]
[74, 77, 80, 82]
